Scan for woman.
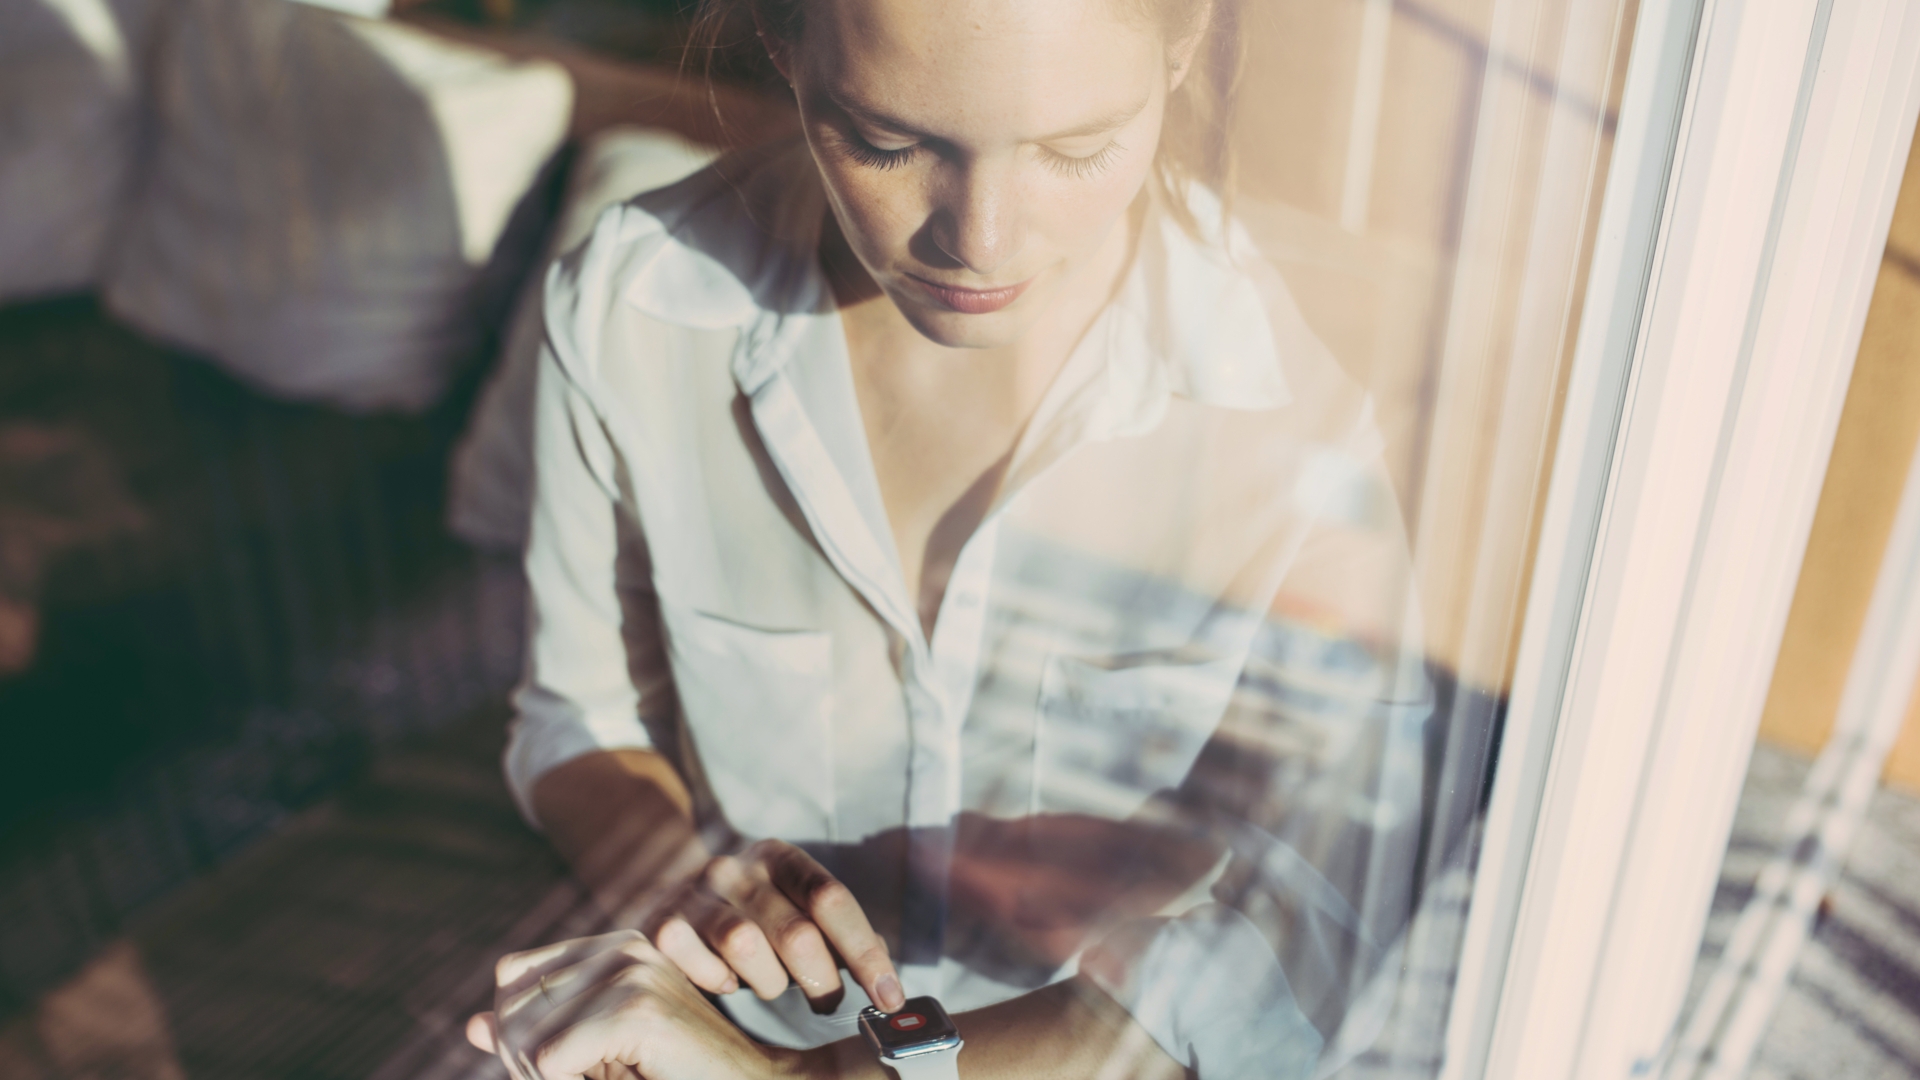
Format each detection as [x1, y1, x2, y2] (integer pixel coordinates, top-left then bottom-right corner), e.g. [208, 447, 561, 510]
[467, 0, 1431, 1075]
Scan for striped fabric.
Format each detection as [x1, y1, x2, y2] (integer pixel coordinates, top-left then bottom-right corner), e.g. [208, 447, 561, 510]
[1680, 744, 1920, 1080]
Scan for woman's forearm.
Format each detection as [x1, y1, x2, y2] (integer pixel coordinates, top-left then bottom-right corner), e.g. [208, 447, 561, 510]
[532, 758, 1189, 1078]
[530, 748, 708, 919]
[789, 978, 1186, 1080]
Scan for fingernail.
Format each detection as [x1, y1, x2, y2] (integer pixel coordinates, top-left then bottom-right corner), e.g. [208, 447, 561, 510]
[721, 976, 739, 994]
[875, 973, 904, 1011]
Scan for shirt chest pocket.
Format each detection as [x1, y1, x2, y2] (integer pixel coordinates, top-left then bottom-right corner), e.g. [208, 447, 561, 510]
[659, 599, 836, 842]
[1035, 652, 1242, 818]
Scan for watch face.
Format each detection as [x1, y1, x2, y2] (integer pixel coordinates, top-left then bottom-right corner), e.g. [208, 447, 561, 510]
[861, 997, 960, 1057]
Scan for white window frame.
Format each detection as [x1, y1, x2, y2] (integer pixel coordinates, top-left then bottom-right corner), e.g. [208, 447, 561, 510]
[1440, 1, 1920, 1078]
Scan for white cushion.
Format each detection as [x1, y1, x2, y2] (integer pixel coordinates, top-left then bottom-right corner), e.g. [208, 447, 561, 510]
[286, 0, 388, 16]
[447, 126, 716, 551]
[102, 0, 572, 413]
[0, 0, 162, 301]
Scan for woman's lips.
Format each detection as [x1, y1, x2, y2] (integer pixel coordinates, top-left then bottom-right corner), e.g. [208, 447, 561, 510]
[907, 273, 1033, 315]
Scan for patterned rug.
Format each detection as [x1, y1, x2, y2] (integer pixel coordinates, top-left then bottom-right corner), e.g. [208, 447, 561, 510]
[1684, 744, 1920, 1080]
[0, 712, 1913, 1079]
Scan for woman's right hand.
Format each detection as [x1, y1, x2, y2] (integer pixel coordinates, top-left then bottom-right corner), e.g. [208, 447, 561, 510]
[639, 839, 906, 1014]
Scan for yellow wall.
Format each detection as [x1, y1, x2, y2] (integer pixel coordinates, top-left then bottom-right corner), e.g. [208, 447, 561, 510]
[1886, 686, 1920, 794]
[1758, 116, 1920, 794]
[1234, 0, 1633, 692]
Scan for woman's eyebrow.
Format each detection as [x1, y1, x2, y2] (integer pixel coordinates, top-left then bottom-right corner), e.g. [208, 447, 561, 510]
[1036, 98, 1151, 141]
[824, 90, 1151, 142]
[825, 90, 927, 138]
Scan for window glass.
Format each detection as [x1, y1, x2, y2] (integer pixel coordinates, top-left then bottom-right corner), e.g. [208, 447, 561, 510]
[0, 0, 1643, 1075]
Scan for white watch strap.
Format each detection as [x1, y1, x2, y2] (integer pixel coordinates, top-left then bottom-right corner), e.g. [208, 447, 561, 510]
[883, 1049, 961, 1080]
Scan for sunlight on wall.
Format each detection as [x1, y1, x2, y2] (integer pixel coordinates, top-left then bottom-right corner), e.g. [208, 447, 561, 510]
[1758, 115, 1920, 794]
[1235, 0, 1637, 693]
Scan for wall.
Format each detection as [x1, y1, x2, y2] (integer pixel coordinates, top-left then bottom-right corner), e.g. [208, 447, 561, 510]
[1757, 116, 1920, 794]
[1234, 0, 1636, 692]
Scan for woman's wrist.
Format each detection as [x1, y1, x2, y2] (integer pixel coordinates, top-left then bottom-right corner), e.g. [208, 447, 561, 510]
[773, 1037, 890, 1080]
[769, 1044, 835, 1080]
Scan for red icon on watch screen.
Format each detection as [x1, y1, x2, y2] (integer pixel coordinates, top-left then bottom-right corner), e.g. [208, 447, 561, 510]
[889, 1013, 927, 1031]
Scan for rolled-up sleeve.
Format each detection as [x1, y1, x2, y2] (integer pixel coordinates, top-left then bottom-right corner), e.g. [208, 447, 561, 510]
[504, 270, 661, 827]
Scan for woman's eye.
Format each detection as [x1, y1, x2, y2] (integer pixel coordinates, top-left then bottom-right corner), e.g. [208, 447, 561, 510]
[839, 132, 920, 171]
[1041, 141, 1126, 180]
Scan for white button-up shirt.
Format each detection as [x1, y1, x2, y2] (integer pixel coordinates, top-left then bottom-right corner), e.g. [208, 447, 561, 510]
[506, 142, 1431, 1078]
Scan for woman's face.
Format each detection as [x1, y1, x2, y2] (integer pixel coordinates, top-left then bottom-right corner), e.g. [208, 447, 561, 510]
[781, 0, 1176, 349]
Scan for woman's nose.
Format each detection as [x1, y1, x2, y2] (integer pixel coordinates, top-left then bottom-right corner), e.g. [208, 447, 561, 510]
[929, 161, 1023, 277]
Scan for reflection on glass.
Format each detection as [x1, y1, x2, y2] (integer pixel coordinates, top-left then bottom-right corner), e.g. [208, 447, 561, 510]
[472, 0, 1641, 1077]
[0, 0, 1635, 1068]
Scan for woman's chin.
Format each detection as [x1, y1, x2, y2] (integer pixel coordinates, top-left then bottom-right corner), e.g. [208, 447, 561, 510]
[894, 296, 1039, 350]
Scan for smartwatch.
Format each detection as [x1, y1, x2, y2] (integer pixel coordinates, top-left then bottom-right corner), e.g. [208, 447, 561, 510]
[858, 996, 963, 1080]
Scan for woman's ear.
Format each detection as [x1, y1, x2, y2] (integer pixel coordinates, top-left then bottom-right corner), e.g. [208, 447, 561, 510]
[752, 14, 795, 85]
[1166, 0, 1213, 93]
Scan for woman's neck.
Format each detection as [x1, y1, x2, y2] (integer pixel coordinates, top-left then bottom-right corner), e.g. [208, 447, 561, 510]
[824, 201, 1143, 638]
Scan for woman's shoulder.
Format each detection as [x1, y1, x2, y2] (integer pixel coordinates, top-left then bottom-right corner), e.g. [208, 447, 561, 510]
[546, 139, 826, 355]
[1145, 182, 1382, 459]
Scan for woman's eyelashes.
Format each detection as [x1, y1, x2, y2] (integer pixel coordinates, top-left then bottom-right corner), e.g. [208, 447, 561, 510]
[1040, 141, 1125, 179]
[837, 130, 920, 171]
[833, 127, 1126, 179]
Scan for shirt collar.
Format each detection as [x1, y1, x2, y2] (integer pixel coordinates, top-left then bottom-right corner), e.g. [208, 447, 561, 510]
[620, 140, 1298, 416]
[1134, 183, 1294, 412]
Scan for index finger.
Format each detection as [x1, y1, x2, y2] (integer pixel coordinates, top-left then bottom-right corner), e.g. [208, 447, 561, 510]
[761, 844, 904, 1011]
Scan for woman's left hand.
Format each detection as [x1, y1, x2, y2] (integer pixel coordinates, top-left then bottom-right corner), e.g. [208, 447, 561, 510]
[466, 929, 806, 1080]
